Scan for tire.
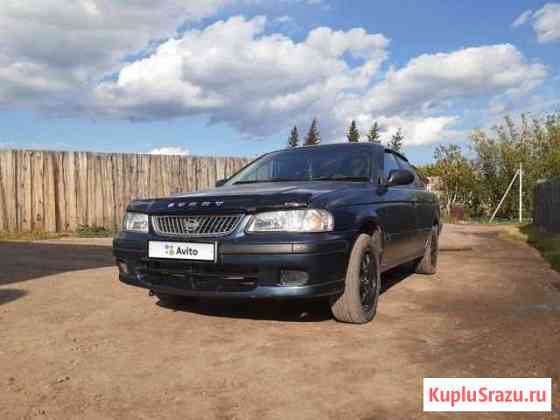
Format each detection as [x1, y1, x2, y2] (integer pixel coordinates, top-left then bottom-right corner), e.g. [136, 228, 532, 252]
[330, 232, 382, 324]
[414, 225, 439, 275]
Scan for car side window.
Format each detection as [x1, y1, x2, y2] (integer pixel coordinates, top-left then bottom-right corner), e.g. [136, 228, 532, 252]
[395, 156, 424, 189]
[383, 152, 400, 180]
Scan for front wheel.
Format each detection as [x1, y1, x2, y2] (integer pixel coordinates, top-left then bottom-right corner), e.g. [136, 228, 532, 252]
[330, 232, 382, 324]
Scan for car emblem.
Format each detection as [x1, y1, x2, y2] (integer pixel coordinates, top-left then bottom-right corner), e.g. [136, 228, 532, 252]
[178, 202, 186, 207]
[168, 202, 175, 208]
[215, 201, 224, 207]
[183, 219, 200, 233]
[188, 202, 198, 207]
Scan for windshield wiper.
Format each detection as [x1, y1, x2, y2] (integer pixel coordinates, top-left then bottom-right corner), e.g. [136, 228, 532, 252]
[232, 180, 263, 185]
[312, 176, 370, 182]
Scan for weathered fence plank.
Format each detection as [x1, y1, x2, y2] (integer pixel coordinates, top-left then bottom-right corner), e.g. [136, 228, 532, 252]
[44, 152, 57, 232]
[31, 152, 45, 231]
[0, 149, 250, 233]
[77, 152, 88, 228]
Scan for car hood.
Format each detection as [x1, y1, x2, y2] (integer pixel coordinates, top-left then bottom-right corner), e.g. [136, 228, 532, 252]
[128, 181, 360, 214]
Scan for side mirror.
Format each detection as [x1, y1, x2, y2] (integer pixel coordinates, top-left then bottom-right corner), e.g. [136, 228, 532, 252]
[386, 169, 414, 187]
[215, 178, 227, 187]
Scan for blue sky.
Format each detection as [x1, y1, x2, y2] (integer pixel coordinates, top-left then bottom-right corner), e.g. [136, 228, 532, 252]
[0, 0, 559, 164]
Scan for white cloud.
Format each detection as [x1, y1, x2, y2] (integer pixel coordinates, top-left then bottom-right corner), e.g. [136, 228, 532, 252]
[354, 115, 463, 146]
[0, 0, 234, 106]
[0, 3, 552, 149]
[149, 146, 190, 156]
[360, 44, 546, 116]
[93, 17, 548, 147]
[95, 16, 389, 136]
[274, 15, 294, 23]
[511, 4, 560, 43]
[512, 9, 533, 27]
[272, 15, 299, 33]
[533, 3, 560, 42]
[335, 44, 547, 145]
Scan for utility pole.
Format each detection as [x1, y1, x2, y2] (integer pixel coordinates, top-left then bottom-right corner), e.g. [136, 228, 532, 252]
[519, 163, 523, 223]
[489, 163, 524, 224]
[490, 169, 519, 223]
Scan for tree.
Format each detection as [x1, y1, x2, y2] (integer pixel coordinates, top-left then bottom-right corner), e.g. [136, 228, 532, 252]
[432, 144, 479, 216]
[367, 122, 381, 143]
[287, 126, 299, 148]
[304, 118, 321, 145]
[347, 120, 360, 142]
[422, 112, 560, 221]
[469, 113, 560, 219]
[388, 128, 404, 152]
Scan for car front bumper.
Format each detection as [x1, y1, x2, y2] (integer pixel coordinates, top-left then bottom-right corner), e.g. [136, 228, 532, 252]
[113, 231, 355, 299]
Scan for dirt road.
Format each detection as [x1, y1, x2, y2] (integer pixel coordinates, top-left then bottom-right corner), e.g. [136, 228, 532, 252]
[1, 225, 559, 419]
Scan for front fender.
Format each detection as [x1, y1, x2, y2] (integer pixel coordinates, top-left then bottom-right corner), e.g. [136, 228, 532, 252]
[330, 204, 382, 235]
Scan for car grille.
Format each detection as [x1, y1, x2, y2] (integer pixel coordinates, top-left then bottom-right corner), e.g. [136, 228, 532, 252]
[152, 214, 244, 237]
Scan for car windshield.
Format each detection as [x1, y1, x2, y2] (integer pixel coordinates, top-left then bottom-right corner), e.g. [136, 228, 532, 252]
[226, 147, 373, 185]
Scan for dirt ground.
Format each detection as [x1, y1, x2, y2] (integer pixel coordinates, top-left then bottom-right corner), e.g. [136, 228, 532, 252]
[1, 225, 559, 420]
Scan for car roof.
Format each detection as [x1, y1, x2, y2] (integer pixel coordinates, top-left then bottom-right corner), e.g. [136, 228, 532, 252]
[269, 142, 410, 162]
[278, 142, 382, 154]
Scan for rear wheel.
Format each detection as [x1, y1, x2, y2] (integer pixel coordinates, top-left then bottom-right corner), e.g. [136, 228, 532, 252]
[414, 225, 439, 275]
[330, 232, 382, 324]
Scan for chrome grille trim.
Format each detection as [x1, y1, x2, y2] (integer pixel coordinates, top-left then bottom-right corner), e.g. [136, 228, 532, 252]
[152, 214, 244, 237]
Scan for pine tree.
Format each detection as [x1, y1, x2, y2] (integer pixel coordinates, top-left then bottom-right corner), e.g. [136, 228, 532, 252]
[347, 120, 360, 142]
[388, 128, 404, 152]
[287, 126, 299, 148]
[304, 118, 321, 146]
[367, 122, 381, 143]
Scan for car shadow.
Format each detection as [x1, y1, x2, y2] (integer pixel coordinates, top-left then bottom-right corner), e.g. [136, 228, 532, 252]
[0, 241, 114, 286]
[157, 297, 334, 322]
[380, 263, 416, 294]
[0, 288, 27, 305]
[156, 265, 415, 322]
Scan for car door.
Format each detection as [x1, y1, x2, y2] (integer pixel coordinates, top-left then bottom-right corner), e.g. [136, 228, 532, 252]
[377, 151, 418, 269]
[394, 156, 431, 257]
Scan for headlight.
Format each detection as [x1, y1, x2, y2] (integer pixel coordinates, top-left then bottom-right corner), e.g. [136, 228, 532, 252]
[247, 209, 334, 233]
[123, 212, 149, 233]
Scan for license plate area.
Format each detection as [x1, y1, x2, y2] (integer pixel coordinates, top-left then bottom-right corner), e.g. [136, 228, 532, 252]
[148, 241, 216, 262]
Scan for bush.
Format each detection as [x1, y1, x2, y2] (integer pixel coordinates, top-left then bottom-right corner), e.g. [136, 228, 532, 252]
[75, 225, 114, 238]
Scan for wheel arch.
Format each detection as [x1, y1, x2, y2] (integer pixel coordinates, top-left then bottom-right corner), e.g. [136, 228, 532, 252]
[357, 215, 384, 264]
[359, 217, 383, 236]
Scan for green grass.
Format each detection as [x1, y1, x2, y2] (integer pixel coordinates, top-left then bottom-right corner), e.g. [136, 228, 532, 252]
[502, 224, 560, 272]
[75, 225, 115, 238]
[0, 225, 115, 241]
[461, 216, 530, 225]
[0, 231, 69, 241]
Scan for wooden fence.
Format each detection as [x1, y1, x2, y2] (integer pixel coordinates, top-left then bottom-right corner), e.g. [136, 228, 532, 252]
[0, 150, 250, 233]
[533, 178, 560, 233]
